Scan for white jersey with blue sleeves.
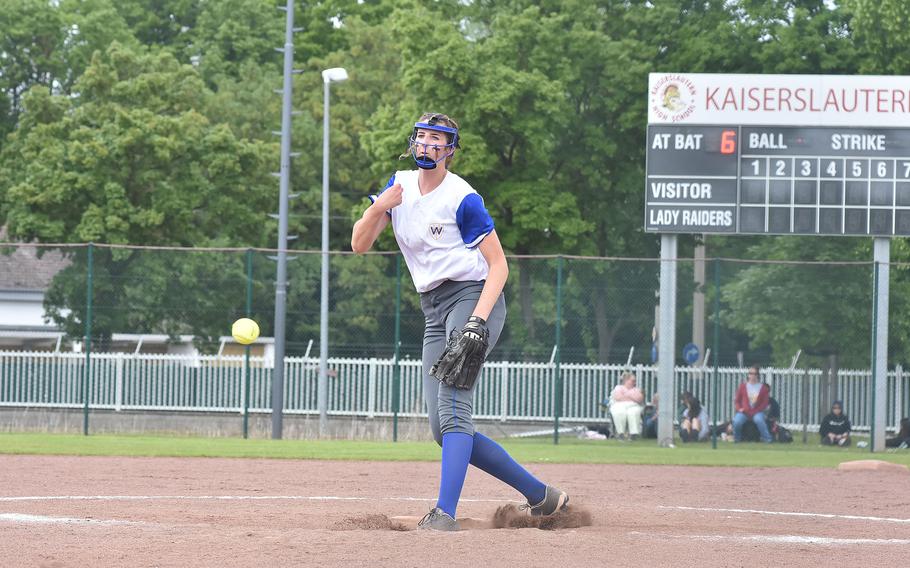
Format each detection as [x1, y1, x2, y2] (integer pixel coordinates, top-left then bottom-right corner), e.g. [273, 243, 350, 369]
[372, 170, 495, 293]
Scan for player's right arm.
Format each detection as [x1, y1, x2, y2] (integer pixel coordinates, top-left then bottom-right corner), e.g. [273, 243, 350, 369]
[351, 182, 402, 253]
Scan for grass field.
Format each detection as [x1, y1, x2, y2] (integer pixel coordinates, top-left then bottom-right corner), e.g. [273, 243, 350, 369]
[1, 432, 908, 468]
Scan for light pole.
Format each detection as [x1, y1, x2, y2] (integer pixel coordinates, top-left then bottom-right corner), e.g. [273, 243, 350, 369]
[319, 67, 348, 436]
[271, 0, 297, 440]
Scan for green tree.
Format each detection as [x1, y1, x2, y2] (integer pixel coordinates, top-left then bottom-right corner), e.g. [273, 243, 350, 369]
[58, 0, 139, 91]
[845, 0, 910, 74]
[191, 0, 284, 84]
[1, 43, 275, 245]
[0, 0, 64, 141]
[719, 239, 872, 368]
[717, 236, 910, 369]
[112, 0, 201, 57]
[1, 0, 142, 146]
[0, 44, 277, 342]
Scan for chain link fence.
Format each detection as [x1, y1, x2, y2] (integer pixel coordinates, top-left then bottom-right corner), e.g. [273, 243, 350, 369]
[2, 243, 909, 441]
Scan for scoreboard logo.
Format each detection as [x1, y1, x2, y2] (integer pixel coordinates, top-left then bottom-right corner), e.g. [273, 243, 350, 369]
[650, 74, 696, 122]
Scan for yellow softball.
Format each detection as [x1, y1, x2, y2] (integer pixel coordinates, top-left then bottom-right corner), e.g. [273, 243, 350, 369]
[231, 318, 260, 345]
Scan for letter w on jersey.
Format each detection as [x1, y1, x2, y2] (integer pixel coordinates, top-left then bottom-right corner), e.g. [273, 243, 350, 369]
[379, 170, 496, 293]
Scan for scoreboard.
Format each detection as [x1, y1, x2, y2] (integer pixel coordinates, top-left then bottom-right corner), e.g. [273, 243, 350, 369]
[645, 74, 902, 452]
[645, 74, 910, 236]
[645, 125, 910, 235]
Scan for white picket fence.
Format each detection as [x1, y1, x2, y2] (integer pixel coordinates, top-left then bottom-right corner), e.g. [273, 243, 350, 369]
[1, 351, 908, 431]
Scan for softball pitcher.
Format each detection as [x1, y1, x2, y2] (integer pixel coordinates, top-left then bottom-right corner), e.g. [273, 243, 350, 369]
[351, 112, 568, 531]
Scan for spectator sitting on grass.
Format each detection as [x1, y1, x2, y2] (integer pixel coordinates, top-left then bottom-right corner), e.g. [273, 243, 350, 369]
[885, 417, 910, 449]
[764, 382, 784, 441]
[765, 383, 780, 424]
[732, 364, 773, 443]
[820, 400, 852, 447]
[642, 393, 659, 439]
[679, 391, 709, 442]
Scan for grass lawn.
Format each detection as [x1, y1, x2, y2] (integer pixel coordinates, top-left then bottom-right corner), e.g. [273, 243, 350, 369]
[1, 432, 908, 468]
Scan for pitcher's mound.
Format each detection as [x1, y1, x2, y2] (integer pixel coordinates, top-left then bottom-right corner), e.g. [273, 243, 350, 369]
[492, 504, 593, 530]
[388, 515, 492, 530]
[334, 514, 410, 531]
[838, 459, 909, 474]
[386, 504, 593, 531]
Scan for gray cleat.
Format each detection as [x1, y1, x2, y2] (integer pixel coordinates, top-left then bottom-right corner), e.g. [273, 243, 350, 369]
[523, 485, 569, 517]
[417, 507, 460, 531]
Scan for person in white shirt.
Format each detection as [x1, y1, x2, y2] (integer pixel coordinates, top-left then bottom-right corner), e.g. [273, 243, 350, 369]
[351, 113, 568, 531]
[608, 372, 645, 439]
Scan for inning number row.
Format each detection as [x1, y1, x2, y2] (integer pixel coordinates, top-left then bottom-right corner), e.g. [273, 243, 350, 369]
[743, 157, 910, 180]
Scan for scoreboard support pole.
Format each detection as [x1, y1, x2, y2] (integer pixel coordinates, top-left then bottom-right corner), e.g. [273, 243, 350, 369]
[658, 234, 678, 447]
[872, 238, 889, 452]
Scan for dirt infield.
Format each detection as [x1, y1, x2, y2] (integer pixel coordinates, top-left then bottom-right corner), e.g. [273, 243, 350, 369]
[1, 455, 909, 567]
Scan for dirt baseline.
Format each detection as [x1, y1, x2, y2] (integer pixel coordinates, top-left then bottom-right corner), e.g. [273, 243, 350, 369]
[1, 455, 909, 567]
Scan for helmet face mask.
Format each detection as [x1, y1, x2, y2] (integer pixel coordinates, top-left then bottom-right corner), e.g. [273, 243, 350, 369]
[408, 114, 459, 169]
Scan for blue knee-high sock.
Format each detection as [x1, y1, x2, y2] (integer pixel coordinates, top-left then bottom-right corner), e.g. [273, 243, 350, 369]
[470, 432, 546, 505]
[436, 432, 474, 518]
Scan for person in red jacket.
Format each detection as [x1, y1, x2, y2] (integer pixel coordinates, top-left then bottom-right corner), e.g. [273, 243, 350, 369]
[732, 365, 773, 443]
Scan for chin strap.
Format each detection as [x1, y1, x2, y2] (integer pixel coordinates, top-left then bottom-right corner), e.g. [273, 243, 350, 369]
[411, 150, 451, 169]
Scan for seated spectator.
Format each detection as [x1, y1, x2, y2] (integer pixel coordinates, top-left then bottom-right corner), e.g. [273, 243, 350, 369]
[679, 391, 709, 442]
[764, 383, 785, 442]
[819, 400, 852, 446]
[713, 420, 734, 442]
[885, 417, 910, 449]
[766, 386, 780, 424]
[580, 425, 609, 440]
[642, 393, 659, 439]
[732, 364, 773, 443]
[608, 372, 645, 440]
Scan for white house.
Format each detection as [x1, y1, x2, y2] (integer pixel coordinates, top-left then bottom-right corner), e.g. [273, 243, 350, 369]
[0, 236, 71, 350]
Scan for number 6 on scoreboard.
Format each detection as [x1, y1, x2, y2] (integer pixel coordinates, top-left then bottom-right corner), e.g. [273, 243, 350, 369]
[720, 130, 736, 154]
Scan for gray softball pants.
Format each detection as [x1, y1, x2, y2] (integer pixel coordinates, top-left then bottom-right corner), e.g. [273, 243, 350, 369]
[420, 280, 506, 445]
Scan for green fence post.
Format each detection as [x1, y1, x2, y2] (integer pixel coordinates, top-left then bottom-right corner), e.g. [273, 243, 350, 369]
[711, 257, 720, 450]
[393, 253, 402, 442]
[554, 256, 564, 445]
[243, 248, 253, 439]
[82, 243, 94, 436]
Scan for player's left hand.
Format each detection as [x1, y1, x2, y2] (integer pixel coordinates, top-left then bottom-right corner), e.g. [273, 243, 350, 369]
[430, 316, 489, 390]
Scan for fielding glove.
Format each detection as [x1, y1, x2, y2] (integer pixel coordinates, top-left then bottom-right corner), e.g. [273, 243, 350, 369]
[430, 316, 489, 390]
